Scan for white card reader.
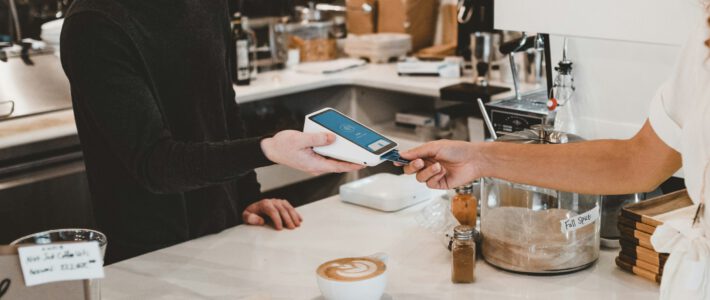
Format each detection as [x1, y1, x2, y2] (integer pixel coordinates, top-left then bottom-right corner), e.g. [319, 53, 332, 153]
[304, 108, 410, 166]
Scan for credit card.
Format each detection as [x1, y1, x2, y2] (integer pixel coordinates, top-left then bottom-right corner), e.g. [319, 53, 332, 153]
[382, 150, 411, 165]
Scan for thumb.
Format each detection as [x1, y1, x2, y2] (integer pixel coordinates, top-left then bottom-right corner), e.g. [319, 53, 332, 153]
[400, 142, 441, 160]
[300, 132, 335, 148]
[243, 211, 265, 225]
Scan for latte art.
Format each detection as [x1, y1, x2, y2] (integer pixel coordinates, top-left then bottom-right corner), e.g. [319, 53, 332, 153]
[317, 257, 386, 282]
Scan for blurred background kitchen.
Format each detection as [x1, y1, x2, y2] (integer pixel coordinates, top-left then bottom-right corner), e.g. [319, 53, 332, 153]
[0, 0, 693, 256]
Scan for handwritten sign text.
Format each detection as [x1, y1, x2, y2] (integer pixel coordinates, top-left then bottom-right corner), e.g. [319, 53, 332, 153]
[17, 242, 104, 287]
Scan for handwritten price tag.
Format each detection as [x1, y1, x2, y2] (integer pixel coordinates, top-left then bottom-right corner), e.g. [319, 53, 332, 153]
[560, 206, 600, 233]
[17, 242, 104, 287]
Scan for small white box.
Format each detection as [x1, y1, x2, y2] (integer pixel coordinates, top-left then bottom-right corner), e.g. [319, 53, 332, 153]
[339, 173, 431, 212]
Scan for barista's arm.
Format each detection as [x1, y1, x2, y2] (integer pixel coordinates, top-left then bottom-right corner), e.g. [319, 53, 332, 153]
[401, 120, 681, 194]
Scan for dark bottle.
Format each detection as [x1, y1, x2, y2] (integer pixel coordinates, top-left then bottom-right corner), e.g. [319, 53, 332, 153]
[232, 13, 250, 86]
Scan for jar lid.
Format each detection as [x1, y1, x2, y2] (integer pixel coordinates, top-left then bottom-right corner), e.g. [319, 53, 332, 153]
[454, 183, 475, 194]
[495, 124, 584, 144]
[454, 225, 474, 240]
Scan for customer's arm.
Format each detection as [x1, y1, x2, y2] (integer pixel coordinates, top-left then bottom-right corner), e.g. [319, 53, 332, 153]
[401, 121, 681, 195]
[61, 13, 360, 194]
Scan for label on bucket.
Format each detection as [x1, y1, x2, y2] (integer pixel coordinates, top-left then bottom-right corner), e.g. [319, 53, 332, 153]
[17, 241, 104, 286]
[560, 205, 600, 234]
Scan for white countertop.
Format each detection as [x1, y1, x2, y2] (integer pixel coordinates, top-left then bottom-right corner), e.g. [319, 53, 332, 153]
[234, 63, 530, 104]
[0, 109, 77, 149]
[0, 63, 517, 149]
[102, 194, 659, 300]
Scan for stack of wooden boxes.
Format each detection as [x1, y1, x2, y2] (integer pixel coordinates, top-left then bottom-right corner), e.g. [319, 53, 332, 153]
[615, 190, 695, 283]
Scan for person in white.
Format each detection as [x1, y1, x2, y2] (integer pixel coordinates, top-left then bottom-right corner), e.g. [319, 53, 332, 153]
[400, 4, 710, 299]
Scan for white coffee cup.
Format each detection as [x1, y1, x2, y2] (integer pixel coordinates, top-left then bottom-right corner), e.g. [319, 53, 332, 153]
[316, 253, 388, 300]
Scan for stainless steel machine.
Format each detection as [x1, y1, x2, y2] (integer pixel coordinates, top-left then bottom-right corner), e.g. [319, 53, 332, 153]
[483, 33, 553, 138]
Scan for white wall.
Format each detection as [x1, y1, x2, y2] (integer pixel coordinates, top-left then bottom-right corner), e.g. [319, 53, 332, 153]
[495, 0, 705, 139]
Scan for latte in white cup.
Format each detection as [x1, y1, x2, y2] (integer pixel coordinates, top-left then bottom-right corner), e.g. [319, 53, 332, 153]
[316, 253, 388, 300]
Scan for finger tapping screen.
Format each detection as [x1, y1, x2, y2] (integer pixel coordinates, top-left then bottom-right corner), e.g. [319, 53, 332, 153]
[310, 109, 396, 155]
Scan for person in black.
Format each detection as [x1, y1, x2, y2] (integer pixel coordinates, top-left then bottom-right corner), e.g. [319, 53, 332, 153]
[60, 0, 362, 264]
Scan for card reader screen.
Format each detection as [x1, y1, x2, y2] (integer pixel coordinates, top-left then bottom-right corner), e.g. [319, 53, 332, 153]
[309, 109, 396, 155]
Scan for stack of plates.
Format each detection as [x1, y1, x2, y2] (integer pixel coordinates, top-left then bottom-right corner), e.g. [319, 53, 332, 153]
[615, 189, 694, 283]
[344, 33, 412, 63]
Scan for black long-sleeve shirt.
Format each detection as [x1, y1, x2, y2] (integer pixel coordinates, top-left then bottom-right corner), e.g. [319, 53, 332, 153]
[60, 0, 273, 263]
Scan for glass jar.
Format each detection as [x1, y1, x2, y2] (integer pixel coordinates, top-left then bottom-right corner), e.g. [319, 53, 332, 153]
[451, 225, 476, 283]
[452, 184, 477, 227]
[274, 21, 336, 63]
[479, 126, 601, 274]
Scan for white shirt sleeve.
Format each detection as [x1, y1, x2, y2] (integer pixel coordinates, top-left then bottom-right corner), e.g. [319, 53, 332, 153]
[648, 80, 683, 152]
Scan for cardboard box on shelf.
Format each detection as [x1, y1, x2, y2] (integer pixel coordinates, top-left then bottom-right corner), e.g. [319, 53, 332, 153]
[346, 0, 377, 34]
[377, 0, 439, 52]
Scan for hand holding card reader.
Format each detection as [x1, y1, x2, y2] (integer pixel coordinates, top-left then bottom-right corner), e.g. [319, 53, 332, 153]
[304, 108, 410, 166]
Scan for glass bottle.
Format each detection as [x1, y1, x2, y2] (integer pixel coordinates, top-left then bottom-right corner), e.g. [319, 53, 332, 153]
[232, 13, 250, 86]
[452, 183, 477, 226]
[552, 38, 578, 134]
[452, 225, 476, 283]
[241, 16, 258, 81]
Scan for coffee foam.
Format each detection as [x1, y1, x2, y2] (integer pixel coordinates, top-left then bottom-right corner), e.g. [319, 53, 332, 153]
[316, 257, 386, 282]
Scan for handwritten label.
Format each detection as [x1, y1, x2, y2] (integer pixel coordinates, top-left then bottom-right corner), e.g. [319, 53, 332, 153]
[560, 205, 600, 233]
[17, 242, 104, 287]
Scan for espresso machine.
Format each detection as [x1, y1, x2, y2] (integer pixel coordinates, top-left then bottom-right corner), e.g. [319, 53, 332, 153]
[484, 33, 554, 138]
[440, 0, 509, 105]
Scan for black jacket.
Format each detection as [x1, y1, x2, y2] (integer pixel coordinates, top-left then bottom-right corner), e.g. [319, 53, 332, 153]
[60, 0, 273, 263]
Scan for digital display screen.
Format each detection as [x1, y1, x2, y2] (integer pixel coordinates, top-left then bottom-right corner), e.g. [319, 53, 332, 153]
[309, 109, 396, 155]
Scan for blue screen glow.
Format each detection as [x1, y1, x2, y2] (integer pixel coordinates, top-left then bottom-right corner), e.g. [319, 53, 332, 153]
[311, 110, 394, 153]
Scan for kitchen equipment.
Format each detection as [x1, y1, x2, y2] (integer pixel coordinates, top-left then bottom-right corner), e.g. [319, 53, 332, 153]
[456, 0, 494, 59]
[275, 20, 336, 62]
[247, 16, 290, 71]
[340, 173, 431, 212]
[549, 37, 579, 134]
[11, 229, 107, 300]
[599, 190, 661, 248]
[477, 98, 497, 139]
[480, 125, 601, 274]
[470, 31, 492, 85]
[498, 34, 547, 100]
[442, 0, 510, 103]
[344, 33, 411, 63]
[11, 228, 107, 257]
[485, 89, 554, 137]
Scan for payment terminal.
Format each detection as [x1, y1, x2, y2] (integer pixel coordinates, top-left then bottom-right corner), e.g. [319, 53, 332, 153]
[304, 108, 410, 166]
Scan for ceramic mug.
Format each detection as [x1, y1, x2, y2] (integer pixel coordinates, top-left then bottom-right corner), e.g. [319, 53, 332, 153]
[316, 253, 388, 300]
